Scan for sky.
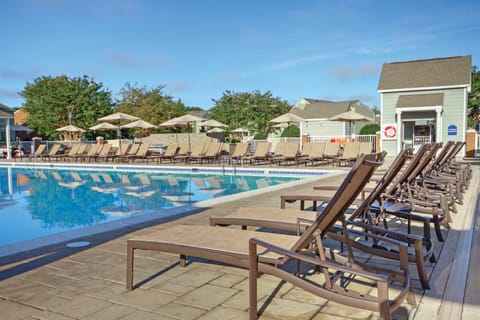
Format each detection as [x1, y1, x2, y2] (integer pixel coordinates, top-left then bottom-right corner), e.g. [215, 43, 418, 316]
[0, 0, 479, 110]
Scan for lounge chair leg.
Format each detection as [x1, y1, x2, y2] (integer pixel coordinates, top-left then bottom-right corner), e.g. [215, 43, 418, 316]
[249, 240, 258, 320]
[126, 243, 134, 290]
[433, 218, 444, 242]
[414, 241, 430, 289]
[180, 254, 187, 267]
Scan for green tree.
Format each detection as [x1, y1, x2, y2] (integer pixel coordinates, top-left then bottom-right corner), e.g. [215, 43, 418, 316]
[468, 66, 480, 128]
[210, 90, 290, 137]
[115, 83, 186, 136]
[280, 125, 300, 137]
[20, 75, 112, 140]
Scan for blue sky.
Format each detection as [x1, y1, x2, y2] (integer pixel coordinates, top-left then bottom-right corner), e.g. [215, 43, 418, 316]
[1, 0, 479, 110]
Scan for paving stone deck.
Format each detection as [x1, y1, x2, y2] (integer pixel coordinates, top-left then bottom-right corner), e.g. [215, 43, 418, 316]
[0, 158, 478, 319]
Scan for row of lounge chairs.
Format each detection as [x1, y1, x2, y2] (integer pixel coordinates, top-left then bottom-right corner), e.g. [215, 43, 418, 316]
[231, 140, 374, 166]
[126, 140, 470, 319]
[15, 142, 158, 163]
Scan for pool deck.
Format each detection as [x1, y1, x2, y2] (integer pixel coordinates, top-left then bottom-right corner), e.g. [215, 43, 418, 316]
[0, 158, 479, 319]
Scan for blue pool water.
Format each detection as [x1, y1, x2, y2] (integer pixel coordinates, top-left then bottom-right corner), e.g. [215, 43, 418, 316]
[0, 166, 305, 247]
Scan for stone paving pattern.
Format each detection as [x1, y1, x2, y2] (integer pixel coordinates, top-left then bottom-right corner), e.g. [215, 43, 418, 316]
[0, 160, 479, 319]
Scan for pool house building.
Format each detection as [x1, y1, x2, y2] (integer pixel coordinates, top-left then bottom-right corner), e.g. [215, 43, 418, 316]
[377, 55, 472, 155]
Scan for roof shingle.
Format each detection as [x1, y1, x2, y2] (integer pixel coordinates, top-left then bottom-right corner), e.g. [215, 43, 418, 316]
[378, 55, 471, 91]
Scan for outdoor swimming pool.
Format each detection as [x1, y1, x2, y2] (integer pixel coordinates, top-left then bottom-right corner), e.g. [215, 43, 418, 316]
[0, 164, 331, 255]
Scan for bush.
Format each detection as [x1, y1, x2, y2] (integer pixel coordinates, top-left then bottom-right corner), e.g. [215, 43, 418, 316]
[254, 133, 266, 140]
[359, 123, 380, 135]
[281, 125, 300, 137]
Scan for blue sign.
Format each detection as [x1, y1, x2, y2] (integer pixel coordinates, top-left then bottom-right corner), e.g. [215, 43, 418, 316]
[447, 124, 457, 136]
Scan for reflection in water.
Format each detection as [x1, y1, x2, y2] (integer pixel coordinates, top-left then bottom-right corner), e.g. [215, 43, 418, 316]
[0, 167, 301, 246]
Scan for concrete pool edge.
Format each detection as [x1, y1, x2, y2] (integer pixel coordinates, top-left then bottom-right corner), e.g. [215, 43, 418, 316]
[0, 166, 344, 258]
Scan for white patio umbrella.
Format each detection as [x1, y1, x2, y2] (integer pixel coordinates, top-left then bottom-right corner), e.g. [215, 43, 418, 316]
[328, 110, 373, 141]
[56, 124, 86, 141]
[89, 122, 118, 131]
[159, 114, 206, 150]
[207, 127, 226, 133]
[98, 112, 140, 142]
[270, 113, 305, 126]
[98, 112, 140, 123]
[121, 119, 157, 129]
[121, 119, 158, 140]
[201, 119, 227, 128]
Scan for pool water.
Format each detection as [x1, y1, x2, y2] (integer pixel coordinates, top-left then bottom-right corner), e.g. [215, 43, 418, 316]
[0, 167, 301, 247]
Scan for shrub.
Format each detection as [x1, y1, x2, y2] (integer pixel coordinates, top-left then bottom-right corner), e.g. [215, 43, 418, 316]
[359, 123, 380, 135]
[281, 125, 300, 137]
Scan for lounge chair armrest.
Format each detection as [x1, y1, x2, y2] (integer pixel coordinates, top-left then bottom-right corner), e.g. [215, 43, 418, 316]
[249, 238, 389, 282]
[312, 185, 341, 191]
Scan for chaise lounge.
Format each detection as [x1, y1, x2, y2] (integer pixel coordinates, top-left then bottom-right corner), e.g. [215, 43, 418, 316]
[126, 154, 415, 319]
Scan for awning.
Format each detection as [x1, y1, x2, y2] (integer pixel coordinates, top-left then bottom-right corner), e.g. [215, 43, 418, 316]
[396, 93, 444, 108]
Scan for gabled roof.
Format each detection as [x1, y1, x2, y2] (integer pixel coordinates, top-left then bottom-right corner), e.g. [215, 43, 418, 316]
[377, 55, 471, 92]
[291, 99, 371, 120]
[0, 103, 14, 119]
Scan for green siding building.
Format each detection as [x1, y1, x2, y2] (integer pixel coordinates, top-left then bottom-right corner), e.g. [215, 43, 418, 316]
[377, 55, 471, 155]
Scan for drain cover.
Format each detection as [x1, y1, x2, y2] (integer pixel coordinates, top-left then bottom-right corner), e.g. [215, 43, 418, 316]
[66, 241, 90, 248]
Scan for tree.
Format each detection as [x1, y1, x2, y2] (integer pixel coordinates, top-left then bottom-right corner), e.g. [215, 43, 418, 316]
[210, 90, 290, 137]
[468, 65, 480, 128]
[115, 83, 186, 136]
[20, 75, 112, 140]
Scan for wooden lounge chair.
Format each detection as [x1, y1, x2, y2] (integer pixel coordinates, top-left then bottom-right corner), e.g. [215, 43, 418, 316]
[269, 141, 287, 163]
[383, 143, 454, 242]
[305, 141, 326, 166]
[115, 143, 140, 162]
[93, 144, 113, 162]
[190, 141, 222, 164]
[322, 142, 341, 164]
[61, 143, 88, 162]
[16, 144, 46, 162]
[156, 143, 179, 163]
[211, 149, 435, 289]
[358, 141, 373, 155]
[295, 141, 312, 165]
[41, 144, 61, 162]
[272, 141, 299, 165]
[229, 142, 249, 164]
[76, 144, 101, 162]
[183, 142, 206, 164]
[127, 154, 414, 319]
[128, 143, 150, 163]
[244, 141, 271, 165]
[334, 142, 360, 166]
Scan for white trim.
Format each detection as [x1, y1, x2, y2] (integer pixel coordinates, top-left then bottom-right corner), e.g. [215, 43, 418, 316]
[396, 105, 443, 113]
[380, 93, 384, 152]
[378, 84, 470, 93]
